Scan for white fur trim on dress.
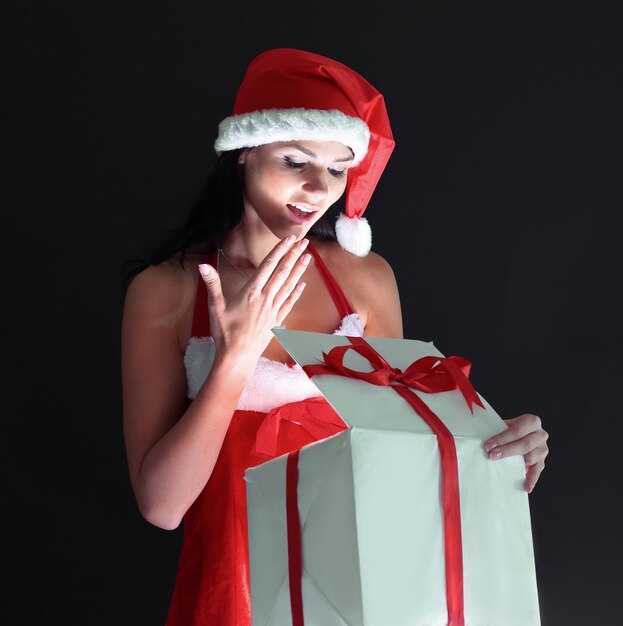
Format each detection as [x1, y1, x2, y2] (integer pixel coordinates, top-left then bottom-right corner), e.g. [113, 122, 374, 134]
[335, 213, 372, 257]
[183, 313, 365, 408]
[334, 312, 365, 337]
[214, 108, 370, 166]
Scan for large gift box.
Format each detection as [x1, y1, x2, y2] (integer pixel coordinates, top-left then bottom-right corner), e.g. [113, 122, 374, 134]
[244, 331, 540, 626]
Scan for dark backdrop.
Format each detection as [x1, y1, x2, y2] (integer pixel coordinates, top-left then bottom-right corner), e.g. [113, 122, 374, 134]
[5, 1, 621, 624]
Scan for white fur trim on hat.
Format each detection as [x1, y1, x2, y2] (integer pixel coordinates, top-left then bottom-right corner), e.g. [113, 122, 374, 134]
[214, 108, 370, 166]
[335, 213, 372, 257]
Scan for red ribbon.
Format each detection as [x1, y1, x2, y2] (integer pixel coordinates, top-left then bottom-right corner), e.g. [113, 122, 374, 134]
[286, 451, 304, 626]
[253, 398, 347, 458]
[302, 338, 484, 413]
[287, 336, 482, 626]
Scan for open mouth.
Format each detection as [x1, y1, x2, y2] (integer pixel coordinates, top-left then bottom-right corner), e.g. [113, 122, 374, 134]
[286, 203, 318, 223]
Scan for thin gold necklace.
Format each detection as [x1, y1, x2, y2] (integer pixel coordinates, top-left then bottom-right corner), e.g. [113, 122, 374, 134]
[216, 247, 251, 279]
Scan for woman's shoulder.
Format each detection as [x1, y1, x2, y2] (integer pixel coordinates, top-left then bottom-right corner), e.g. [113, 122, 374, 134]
[311, 239, 397, 289]
[123, 253, 205, 349]
[311, 239, 403, 338]
[310, 238, 400, 332]
[126, 252, 204, 300]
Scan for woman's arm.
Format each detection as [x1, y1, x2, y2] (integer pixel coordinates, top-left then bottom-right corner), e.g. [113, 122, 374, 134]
[122, 237, 310, 530]
[122, 265, 254, 530]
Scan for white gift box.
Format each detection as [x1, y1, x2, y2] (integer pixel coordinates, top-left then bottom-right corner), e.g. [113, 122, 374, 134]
[245, 331, 540, 626]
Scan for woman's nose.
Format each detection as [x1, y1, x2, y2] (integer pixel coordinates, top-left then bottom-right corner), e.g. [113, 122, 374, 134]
[301, 168, 329, 198]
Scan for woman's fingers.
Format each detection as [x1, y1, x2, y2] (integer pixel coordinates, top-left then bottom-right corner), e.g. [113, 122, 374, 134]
[276, 281, 307, 325]
[198, 264, 226, 321]
[245, 236, 310, 303]
[249, 235, 298, 292]
[484, 414, 546, 455]
[262, 238, 310, 301]
[483, 412, 549, 493]
[272, 249, 312, 308]
[486, 413, 543, 450]
[523, 444, 549, 467]
[485, 431, 545, 460]
[524, 460, 545, 493]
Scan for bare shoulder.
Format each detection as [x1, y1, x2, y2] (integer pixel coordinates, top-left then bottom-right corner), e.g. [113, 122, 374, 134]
[125, 256, 194, 315]
[123, 253, 203, 350]
[311, 239, 398, 293]
[311, 239, 402, 337]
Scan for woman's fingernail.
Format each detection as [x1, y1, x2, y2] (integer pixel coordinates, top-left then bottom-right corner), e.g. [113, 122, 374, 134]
[298, 238, 309, 249]
[484, 441, 497, 452]
[198, 264, 211, 276]
[302, 253, 312, 265]
[489, 450, 502, 460]
[286, 235, 295, 243]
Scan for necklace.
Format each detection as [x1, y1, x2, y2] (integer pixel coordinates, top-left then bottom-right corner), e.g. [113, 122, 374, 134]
[217, 247, 251, 279]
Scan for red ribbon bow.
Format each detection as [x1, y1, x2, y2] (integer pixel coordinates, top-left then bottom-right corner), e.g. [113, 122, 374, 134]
[302, 339, 484, 413]
[287, 336, 481, 626]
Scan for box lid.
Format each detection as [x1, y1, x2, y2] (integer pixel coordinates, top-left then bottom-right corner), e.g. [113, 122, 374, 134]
[272, 329, 505, 440]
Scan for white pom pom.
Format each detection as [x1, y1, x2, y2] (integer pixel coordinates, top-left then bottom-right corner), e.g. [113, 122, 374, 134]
[335, 214, 372, 257]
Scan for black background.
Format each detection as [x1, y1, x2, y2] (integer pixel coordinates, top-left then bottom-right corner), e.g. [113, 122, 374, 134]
[5, 1, 622, 624]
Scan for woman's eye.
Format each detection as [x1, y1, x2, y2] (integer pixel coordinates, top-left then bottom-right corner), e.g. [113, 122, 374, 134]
[284, 157, 346, 178]
[284, 157, 305, 169]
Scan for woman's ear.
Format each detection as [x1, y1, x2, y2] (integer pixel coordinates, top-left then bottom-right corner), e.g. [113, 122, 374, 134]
[238, 148, 250, 166]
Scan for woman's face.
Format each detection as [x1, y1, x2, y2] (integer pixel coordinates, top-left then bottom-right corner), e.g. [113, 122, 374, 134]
[239, 140, 354, 240]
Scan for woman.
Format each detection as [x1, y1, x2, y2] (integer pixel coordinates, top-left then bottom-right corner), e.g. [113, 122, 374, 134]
[121, 48, 549, 625]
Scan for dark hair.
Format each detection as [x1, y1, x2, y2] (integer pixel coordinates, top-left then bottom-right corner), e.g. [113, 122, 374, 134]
[121, 149, 338, 293]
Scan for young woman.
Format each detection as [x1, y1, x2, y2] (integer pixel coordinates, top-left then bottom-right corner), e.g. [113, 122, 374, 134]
[121, 48, 549, 625]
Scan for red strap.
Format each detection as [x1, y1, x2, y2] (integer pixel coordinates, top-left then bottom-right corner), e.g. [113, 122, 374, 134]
[307, 243, 354, 319]
[191, 251, 217, 338]
[286, 451, 305, 626]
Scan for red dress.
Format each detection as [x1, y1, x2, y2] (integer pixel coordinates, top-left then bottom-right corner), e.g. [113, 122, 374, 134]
[165, 243, 363, 626]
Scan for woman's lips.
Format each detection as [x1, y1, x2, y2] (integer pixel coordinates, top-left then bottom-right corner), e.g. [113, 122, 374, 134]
[286, 203, 319, 224]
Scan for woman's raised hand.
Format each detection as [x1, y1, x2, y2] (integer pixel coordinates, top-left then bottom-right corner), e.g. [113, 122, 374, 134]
[484, 413, 549, 493]
[197, 235, 311, 364]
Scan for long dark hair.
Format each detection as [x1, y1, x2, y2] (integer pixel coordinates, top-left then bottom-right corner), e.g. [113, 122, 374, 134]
[121, 149, 338, 292]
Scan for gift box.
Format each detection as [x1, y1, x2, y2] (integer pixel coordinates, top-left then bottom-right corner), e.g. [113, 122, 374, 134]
[244, 331, 540, 626]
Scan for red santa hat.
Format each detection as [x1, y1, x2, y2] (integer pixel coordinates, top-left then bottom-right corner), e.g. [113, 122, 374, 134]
[214, 48, 395, 256]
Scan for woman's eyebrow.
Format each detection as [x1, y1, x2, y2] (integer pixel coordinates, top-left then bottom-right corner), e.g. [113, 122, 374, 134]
[290, 144, 354, 162]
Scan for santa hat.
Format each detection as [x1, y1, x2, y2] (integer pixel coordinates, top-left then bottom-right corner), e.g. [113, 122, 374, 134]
[214, 48, 395, 256]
